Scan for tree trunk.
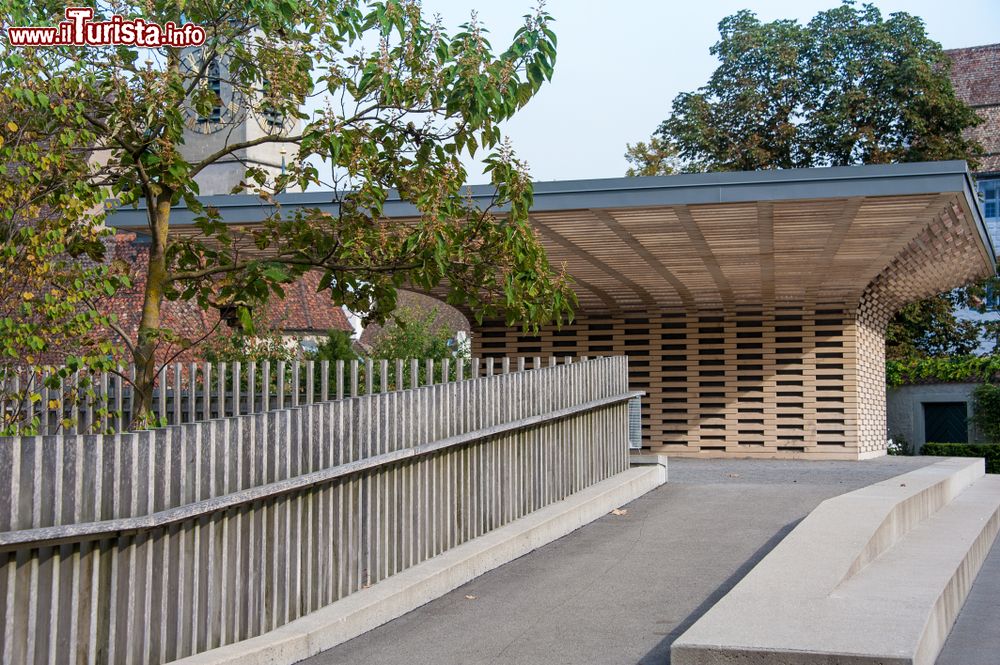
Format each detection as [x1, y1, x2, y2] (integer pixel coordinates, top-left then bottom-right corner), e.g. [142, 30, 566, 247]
[130, 192, 172, 429]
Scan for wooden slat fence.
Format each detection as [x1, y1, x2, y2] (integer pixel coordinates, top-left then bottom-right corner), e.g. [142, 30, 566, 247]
[0, 356, 533, 435]
[0, 356, 636, 665]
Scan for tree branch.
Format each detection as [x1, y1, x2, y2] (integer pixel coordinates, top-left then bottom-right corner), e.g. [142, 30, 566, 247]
[189, 134, 304, 178]
[167, 256, 422, 283]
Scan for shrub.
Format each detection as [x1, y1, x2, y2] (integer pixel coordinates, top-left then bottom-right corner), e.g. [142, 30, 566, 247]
[921, 442, 1000, 474]
[970, 383, 1000, 443]
[308, 330, 359, 363]
[887, 435, 912, 456]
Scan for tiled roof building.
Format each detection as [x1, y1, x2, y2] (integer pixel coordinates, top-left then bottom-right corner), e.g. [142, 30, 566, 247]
[104, 233, 352, 365]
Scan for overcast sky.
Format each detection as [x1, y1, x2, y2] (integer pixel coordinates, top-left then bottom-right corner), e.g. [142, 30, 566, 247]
[407, 0, 1000, 184]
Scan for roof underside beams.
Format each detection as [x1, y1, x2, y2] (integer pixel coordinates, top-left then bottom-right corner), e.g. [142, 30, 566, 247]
[105, 162, 996, 317]
[537, 192, 994, 315]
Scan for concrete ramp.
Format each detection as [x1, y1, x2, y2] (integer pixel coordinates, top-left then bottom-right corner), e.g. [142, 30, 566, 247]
[671, 458, 1000, 665]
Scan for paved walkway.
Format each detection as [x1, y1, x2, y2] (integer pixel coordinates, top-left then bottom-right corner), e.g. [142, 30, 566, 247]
[937, 524, 1000, 665]
[302, 456, 945, 665]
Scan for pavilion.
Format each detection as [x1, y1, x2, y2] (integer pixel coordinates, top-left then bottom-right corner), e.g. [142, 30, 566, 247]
[108, 161, 996, 459]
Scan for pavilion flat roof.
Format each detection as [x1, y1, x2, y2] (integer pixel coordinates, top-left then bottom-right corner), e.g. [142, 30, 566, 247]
[107, 161, 996, 313]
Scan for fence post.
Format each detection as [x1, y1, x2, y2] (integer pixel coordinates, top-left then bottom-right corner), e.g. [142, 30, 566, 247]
[306, 360, 315, 405]
[172, 363, 182, 425]
[336, 360, 345, 400]
[218, 361, 227, 418]
[320, 360, 329, 402]
[99, 370, 109, 433]
[189, 362, 197, 423]
[83, 370, 94, 433]
[201, 361, 211, 421]
[233, 361, 242, 416]
[262, 361, 271, 412]
[156, 365, 167, 426]
[277, 361, 286, 409]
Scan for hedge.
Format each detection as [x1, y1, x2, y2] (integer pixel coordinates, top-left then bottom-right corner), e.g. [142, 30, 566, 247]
[886, 355, 1000, 388]
[921, 443, 1000, 474]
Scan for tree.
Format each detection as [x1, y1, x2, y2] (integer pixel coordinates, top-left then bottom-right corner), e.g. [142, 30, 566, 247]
[5, 0, 574, 425]
[624, 136, 678, 176]
[0, 82, 131, 434]
[367, 307, 458, 362]
[652, 2, 982, 172]
[636, 1, 992, 361]
[885, 296, 983, 359]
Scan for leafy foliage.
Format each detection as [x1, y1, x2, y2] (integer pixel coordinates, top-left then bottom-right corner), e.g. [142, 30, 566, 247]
[921, 442, 1000, 474]
[634, 1, 994, 364]
[886, 294, 986, 360]
[201, 329, 299, 365]
[971, 383, 1000, 443]
[885, 355, 1000, 388]
[367, 307, 459, 362]
[0, 81, 131, 434]
[309, 330, 360, 363]
[652, 2, 981, 172]
[885, 274, 1000, 362]
[624, 136, 678, 177]
[4, 0, 574, 424]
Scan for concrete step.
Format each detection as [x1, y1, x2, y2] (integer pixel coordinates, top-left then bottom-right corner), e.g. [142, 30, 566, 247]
[671, 458, 1000, 665]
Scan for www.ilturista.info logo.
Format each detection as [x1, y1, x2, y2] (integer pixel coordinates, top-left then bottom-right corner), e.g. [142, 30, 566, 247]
[6, 7, 206, 47]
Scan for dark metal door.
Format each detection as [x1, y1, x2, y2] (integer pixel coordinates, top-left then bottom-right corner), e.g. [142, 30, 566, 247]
[923, 402, 968, 443]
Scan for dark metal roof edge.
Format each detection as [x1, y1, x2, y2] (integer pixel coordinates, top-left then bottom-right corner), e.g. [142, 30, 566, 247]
[112, 160, 973, 209]
[959, 168, 998, 270]
[106, 161, 986, 236]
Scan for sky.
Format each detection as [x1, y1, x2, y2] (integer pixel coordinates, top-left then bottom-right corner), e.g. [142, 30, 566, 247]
[406, 0, 1000, 184]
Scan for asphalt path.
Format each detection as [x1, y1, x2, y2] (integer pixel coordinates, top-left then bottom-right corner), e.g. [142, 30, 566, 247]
[302, 456, 942, 665]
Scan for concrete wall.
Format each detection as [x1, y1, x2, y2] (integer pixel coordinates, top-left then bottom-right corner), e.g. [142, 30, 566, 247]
[887, 382, 985, 452]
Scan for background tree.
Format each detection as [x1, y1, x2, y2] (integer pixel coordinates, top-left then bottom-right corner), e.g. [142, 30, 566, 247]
[633, 1, 992, 361]
[652, 2, 981, 172]
[367, 307, 460, 363]
[624, 136, 679, 176]
[661, 11, 808, 172]
[5, 0, 574, 425]
[886, 296, 983, 359]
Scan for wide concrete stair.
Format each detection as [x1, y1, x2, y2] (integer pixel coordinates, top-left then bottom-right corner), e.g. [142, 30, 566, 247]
[671, 458, 1000, 665]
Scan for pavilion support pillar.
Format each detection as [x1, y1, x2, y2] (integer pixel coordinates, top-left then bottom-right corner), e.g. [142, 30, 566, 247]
[473, 305, 876, 460]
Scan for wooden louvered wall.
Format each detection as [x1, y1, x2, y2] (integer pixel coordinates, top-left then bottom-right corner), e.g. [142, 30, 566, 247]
[473, 306, 863, 459]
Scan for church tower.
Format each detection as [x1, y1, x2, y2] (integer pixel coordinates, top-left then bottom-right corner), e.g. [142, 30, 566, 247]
[178, 45, 300, 196]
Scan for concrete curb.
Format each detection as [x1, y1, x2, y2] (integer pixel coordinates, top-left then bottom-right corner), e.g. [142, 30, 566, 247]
[671, 458, 1000, 665]
[172, 463, 667, 665]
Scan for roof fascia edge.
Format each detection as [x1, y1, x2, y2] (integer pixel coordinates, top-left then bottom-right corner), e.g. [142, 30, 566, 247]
[105, 161, 985, 229]
[958, 167, 998, 271]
